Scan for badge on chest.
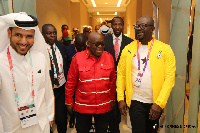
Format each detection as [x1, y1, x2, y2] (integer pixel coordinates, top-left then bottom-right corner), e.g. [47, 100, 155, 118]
[134, 72, 143, 88]
[18, 104, 39, 128]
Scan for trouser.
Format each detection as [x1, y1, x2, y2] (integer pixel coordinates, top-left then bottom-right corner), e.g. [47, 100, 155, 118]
[109, 95, 121, 133]
[53, 84, 68, 133]
[75, 111, 110, 133]
[129, 100, 160, 133]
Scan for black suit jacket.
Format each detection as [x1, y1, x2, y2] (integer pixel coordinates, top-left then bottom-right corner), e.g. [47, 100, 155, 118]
[49, 41, 67, 86]
[104, 34, 133, 71]
[66, 44, 86, 76]
[66, 44, 77, 73]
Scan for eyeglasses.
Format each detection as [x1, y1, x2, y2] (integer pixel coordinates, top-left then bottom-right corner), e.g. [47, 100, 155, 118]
[88, 41, 105, 47]
[133, 24, 154, 30]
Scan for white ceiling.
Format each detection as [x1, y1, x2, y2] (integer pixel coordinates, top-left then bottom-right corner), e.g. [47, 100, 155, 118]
[71, 0, 130, 24]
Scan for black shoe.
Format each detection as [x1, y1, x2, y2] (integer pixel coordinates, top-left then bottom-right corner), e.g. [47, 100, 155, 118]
[69, 121, 74, 128]
[69, 112, 75, 128]
[69, 116, 75, 128]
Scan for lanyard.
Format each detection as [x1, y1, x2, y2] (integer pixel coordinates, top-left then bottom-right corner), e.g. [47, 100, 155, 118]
[48, 46, 63, 73]
[136, 39, 154, 73]
[7, 47, 35, 105]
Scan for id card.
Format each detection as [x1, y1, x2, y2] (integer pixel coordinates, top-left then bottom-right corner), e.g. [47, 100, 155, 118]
[58, 72, 66, 87]
[18, 104, 38, 128]
[134, 72, 143, 88]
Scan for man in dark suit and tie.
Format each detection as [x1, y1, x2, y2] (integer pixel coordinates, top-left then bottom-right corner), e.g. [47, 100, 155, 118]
[42, 24, 68, 133]
[104, 16, 133, 133]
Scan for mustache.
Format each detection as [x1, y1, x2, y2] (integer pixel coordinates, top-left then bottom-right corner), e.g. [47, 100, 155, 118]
[16, 43, 30, 46]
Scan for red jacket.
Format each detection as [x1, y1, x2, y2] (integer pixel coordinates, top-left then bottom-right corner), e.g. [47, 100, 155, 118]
[65, 50, 116, 114]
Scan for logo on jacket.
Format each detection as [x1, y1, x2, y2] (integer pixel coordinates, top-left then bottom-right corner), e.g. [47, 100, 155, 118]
[157, 51, 162, 59]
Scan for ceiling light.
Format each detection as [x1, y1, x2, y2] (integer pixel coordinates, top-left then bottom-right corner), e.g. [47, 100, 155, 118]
[91, 0, 96, 7]
[115, 12, 117, 15]
[97, 12, 99, 15]
[117, 0, 122, 7]
[105, 3, 108, 4]
[100, 18, 103, 23]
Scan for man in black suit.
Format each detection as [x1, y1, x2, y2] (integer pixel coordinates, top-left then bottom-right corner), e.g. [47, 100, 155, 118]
[104, 16, 134, 133]
[42, 24, 68, 133]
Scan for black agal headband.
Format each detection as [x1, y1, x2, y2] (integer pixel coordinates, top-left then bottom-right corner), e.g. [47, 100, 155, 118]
[14, 15, 38, 27]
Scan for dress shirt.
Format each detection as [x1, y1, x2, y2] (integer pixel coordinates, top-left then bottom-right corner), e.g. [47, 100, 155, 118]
[112, 33, 122, 57]
[46, 43, 66, 88]
[0, 45, 54, 133]
[65, 50, 116, 114]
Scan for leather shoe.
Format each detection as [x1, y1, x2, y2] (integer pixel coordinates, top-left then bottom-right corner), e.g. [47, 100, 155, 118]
[69, 116, 75, 128]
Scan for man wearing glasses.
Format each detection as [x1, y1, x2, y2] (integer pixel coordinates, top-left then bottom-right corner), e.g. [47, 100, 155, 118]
[83, 26, 92, 41]
[65, 32, 116, 133]
[104, 16, 133, 133]
[117, 16, 176, 133]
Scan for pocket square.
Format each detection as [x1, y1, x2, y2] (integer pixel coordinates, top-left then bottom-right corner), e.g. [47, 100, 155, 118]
[38, 69, 41, 73]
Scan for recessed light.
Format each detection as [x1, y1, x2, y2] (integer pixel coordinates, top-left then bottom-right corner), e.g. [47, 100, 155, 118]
[117, 0, 122, 7]
[91, 0, 96, 7]
[100, 18, 103, 23]
[105, 3, 108, 4]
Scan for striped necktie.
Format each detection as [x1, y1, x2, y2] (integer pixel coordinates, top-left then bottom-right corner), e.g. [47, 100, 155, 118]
[114, 38, 119, 61]
[51, 45, 59, 86]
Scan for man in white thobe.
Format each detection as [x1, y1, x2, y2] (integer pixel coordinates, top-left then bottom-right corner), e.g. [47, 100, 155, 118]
[0, 12, 54, 133]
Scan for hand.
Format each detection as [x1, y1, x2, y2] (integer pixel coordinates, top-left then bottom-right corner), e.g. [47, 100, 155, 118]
[118, 100, 127, 116]
[49, 121, 53, 128]
[110, 101, 115, 110]
[67, 105, 74, 114]
[149, 103, 162, 120]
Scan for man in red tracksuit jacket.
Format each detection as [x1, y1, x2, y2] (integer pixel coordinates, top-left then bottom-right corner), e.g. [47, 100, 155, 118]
[65, 32, 116, 133]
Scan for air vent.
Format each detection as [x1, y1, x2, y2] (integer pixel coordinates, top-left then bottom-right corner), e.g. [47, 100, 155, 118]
[83, 0, 88, 4]
[125, 0, 129, 4]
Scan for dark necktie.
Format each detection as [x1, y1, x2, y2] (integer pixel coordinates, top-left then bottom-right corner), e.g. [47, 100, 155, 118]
[51, 45, 59, 86]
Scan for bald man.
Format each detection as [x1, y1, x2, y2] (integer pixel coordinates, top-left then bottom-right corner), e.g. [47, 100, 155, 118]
[65, 32, 116, 133]
[117, 16, 176, 133]
[66, 33, 87, 72]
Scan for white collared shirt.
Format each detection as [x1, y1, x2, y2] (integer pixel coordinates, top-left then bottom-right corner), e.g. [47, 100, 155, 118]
[0, 45, 54, 132]
[46, 43, 66, 88]
[112, 33, 122, 57]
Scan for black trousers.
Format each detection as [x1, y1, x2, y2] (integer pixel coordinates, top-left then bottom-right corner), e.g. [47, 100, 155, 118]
[75, 111, 110, 133]
[129, 100, 159, 133]
[53, 84, 68, 133]
[109, 95, 121, 133]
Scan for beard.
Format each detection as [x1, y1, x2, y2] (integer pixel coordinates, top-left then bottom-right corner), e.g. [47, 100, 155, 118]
[10, 39, 32, 55]
[135, 30, 146, 41]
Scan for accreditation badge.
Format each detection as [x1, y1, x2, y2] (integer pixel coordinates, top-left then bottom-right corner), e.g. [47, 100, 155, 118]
[134, 72, 143, 88]
[18, 104, 38, 128]
[58, 72, 66, 87]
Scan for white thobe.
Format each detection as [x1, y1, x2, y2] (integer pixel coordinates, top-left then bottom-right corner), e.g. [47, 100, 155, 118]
[0, 45, 54, 133]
